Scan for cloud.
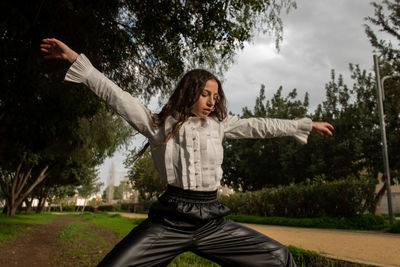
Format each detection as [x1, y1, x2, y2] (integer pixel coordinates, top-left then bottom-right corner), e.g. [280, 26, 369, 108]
[224, 0, 377, 114]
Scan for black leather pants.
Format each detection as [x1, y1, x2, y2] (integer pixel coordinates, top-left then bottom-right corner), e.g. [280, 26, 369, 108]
[98, 186, 296, 267]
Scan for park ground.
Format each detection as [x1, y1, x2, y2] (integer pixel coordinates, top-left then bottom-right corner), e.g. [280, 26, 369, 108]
[0, 212, 399, 267]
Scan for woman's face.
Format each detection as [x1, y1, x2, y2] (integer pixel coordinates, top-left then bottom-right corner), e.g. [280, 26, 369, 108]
[190, 79, 219, 118]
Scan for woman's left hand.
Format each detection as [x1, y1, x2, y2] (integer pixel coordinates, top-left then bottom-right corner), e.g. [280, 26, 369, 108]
[311, 122, 334, 136]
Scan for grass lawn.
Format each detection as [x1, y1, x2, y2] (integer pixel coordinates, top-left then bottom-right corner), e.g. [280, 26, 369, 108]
[0, 212, 58, 243]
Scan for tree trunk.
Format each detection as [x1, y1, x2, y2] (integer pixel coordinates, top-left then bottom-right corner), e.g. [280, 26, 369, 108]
[5, 195, 16, 216]
[374, 183, 386, 215]
[36, 188, 49, 214]
[9, 205, 18, 217]
[81, 199, 87, 212]
[0, 155, 49, 216]
[25, 197, 33, 214]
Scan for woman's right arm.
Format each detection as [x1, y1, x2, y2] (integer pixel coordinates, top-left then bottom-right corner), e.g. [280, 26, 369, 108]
[41, 38, 157, 139]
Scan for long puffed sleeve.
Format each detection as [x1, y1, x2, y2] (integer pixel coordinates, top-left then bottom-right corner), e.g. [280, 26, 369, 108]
[64, 54, 158, 139]
[222, 115, 312, 144]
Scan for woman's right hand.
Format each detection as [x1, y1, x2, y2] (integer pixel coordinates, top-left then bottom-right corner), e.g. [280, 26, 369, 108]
[40, 38, 78, 63]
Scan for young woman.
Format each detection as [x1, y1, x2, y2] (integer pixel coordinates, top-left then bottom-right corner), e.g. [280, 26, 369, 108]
[41, 38, 333, 267]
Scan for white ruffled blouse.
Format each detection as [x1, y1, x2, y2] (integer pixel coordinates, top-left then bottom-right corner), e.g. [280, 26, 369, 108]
[65, 54, 313, 191]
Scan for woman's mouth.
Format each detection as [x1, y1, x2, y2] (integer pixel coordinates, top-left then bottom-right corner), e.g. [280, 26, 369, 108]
[203, 109, 211, 115]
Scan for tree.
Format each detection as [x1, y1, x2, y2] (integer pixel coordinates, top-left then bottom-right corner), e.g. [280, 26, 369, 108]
[46, 184, 76, 212]
[0, 0, 296, 215]
[364, 0, 400, 183]
[222, 70, 378, 191]
[76, 169, 103, 212]
[305, 70, 373, 182]
[0, 107, 131, 215]
[222, 85, 310, 191]
[125, 150, 166, 200]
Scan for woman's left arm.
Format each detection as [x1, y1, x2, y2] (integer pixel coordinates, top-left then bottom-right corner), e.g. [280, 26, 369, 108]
[222, 116, 333, 144]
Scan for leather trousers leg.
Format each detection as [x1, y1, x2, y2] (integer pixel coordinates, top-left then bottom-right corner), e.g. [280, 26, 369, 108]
[97, 186, 296, 267]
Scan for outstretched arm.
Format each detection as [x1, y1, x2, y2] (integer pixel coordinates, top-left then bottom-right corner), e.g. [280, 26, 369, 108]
[223, 116, 334, 144]
[40, 38, 78, 63]
[311, 122, 334, 136]
[40, 38, 158, 140]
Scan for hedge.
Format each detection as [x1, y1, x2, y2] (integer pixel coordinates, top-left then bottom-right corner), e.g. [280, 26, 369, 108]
[219, 176, 376, 218]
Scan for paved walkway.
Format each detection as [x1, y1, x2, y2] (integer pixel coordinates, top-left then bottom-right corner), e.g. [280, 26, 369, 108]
[111, 212, 400, 267]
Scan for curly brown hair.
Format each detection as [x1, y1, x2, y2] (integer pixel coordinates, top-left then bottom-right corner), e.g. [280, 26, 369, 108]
[134, 69, 227, 161]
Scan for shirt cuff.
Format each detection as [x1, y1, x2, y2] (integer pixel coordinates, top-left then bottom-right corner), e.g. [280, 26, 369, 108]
[64, 54, 93, 83]
[293, 118, 312, 144]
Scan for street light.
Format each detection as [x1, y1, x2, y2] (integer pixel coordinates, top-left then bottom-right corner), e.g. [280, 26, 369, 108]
[373, 55, 397, 225]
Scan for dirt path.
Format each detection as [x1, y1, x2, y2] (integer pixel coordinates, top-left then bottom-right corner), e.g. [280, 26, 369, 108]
[0, 215, 76, 267]
[245, 223, 400, 267]
[0, 215, 122, 267]
[115, 213, 400, 267]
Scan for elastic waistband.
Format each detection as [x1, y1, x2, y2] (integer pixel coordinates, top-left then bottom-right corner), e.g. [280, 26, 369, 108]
[159, 185, 218, 204]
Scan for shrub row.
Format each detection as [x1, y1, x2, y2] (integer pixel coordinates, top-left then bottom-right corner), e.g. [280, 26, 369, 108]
[219, 176, 377, 218]
[56, 199, 158, 213]
[226, 214, 386, 230]
[389, 220, 400, 233]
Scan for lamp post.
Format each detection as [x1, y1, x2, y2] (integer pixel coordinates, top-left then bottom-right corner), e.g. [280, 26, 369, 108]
[373, 55, 395, 225]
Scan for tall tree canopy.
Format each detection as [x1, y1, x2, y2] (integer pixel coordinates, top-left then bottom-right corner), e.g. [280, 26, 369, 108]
[124, 150, 166, 200]
[365, 0, 400, 182]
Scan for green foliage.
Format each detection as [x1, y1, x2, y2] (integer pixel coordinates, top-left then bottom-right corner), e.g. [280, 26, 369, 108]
[287, 246, 371, 267]
[0, 213, 58, 243]
[389, 221, 400, 233]
[80, 212, 144, 236]
[364, 0, 400, 184]
[169, 252, 220, 266]
[97, 204, 122, 212]
[139, 199, 158, 211]
[226, 214, 387, 231]
[125, 150, 167, 200]
[219, 176, 377, 218]
[56, 218, 113, 266]
[222, 86, 310, 190]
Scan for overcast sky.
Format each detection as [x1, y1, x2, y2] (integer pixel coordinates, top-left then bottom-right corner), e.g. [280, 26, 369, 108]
[98, 0, 379, 189]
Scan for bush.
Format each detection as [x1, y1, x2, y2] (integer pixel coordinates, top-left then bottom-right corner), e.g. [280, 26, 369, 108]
[97, 204, 121, 212]
[226, 214, 387, 230]
[139, 199, 157, 212]
[120, 203, 132, 211]
[59, 205, 76, 212]
[288, 246, 370, 267]
[219, 176, 376, 218]
[389, 221, 400, 233]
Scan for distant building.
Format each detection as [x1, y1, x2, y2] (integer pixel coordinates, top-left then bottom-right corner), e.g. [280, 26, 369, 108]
[120, 177, 139, 202]
[375, 183, 400, 214]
